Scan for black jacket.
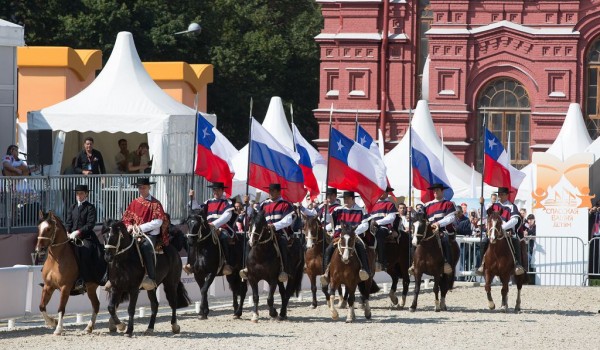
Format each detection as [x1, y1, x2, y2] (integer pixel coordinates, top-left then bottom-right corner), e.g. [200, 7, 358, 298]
[74, 149, 106, 174]
[65, 201, 98, 240]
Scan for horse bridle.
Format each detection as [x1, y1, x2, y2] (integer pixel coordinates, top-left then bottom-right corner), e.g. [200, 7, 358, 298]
[104, 224, 135, 256]
[304, 219, 324, 244]
[413, 219, 436, 244]
[37, 219, 70, 248]
[249, 223, 275, 245]
[487, 216, 506, 243]
[336, 233, 356, 257]
[186, 216, 216, 244]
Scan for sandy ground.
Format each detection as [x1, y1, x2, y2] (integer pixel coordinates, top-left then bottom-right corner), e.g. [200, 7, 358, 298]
[1, 284, 599, 350]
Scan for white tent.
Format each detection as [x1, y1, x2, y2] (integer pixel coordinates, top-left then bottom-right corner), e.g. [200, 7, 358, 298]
[0, 19, 24, 46]
[384, 100, 494, 201]
[27, 31, 211, 175]
[516, 103, 592, 208]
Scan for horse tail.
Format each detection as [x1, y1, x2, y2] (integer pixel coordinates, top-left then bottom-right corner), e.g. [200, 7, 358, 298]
[175, 281, 191, 309]
[370, 281, 380, 293]
[107, 290, 130, 305]
[292, 264, 303, 297]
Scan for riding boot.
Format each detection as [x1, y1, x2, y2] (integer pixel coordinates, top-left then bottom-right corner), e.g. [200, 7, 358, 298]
[320, 242, 335, 286]
[277, 235, 290, 283]
[375, 227, 388, 271]
[355, 241, 371, 281]
[141, 239, 157, 290]
[71, 245, 86, 294]
[219, 235, 233, 276]
[441, 234, 453, 275]
[476, 239, 489, 276]
[512, 236, 525, 276]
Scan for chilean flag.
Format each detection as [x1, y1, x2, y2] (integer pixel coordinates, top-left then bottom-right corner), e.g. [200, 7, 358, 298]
[356, 124, 381, 159]
[411, 127, 454, 202]
[328, 127, 387, 211]
[249, 118, 306, 202]
[292, 123, 325, 201]
[483, 128, 525, 201]
[195, 113, 237, 195]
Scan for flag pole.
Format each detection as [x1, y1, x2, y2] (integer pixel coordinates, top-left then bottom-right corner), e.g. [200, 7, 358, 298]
[407, 107, 413, 266]
[291, 104, 296, 152]
[243, 97, 253, 270]
[441, 128, 445, 168]
[480, 108, 487, 248]
[189, 92, 200, 217]
[322, 103, 334, 274]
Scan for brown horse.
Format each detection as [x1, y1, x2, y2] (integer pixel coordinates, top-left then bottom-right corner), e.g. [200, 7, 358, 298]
[327, 224, 374, 322]
[380, 221, 411, 309]
[303, 215, 332, 308]
[483, 212, 527, 313]
[35, 211, 101, 335]
[409, 211, 460, 312]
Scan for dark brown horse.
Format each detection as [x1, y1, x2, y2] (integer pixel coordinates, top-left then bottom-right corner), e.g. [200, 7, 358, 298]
[483, 211, 527, 313]
[103, 220, 190, 336]
[379, 219, 411, 309]
[186, 211, 247, 319]
[409, 211, 460, 312]
[35, 211, 102, 335]
[303, 215, 334, 308]
[327, 224, 374, 322]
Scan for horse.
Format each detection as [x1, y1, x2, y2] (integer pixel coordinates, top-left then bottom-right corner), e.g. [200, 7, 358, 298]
[103, 219, 191, 336]
[35, 211, 102, 335]
[409, 212, 460, 312]
[327, 224, 374, 322]
[483, 211, 527, 313]
[245, 210, 303, 322]
[378, 218, 411, 309]
[185, 211, 247, 319]
[303, 215, 332, 308]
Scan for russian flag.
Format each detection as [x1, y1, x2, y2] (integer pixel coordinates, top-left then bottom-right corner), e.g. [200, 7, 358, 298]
[249, 118, 306, 203]
[483, 128, 525, 201]
[292, 123, 325, 201]
[356, 124, 381, 159]
[411, 127, 454, 202]
[328, 127, 387, 211]
[195, 113, 238, 195]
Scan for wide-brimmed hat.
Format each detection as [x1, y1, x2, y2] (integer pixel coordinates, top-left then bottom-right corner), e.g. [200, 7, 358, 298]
[74, 184, 89, 192]
[323, 187, 338, 196]
[338, 191, 357, 198]
[264, 183, 285, 191]
[132, 177, 156, 186]
[497, 187, 512, 195]
[427, 183, 449, 191]
[207, 182, 228, 189]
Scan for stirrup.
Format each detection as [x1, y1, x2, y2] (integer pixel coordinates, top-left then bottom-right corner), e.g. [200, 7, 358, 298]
[141, 276, 157, 291]
[514, 265, 525, 276]
[359, 269, 369, 281]
[443, 262, 453, 275]
[408, 264, 415, 276]
[239, 268, 248, 279]
[278, 271, 289, 283]
[182, 264, 193, 275]
[222, 264, 233, 276]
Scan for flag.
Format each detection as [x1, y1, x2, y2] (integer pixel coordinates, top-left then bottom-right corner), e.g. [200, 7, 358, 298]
[328, 127, 387, 211]
[195, 113, 237, 195]
[483, 128, 526, 201]
[411, 127, 454, 202]
[249, 118, 306, 202]
[292, 123, 325, 201]
[356, 123, 382, 159]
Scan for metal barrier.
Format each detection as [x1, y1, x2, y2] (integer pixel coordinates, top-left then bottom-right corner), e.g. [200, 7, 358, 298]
[587, 236, 600, 282]
[0, 174, 209, 232]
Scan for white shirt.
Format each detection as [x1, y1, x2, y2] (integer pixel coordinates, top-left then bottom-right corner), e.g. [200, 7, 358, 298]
[139, 195, 163, 236]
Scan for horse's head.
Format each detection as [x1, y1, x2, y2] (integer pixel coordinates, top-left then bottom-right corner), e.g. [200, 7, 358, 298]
[103, 219, 131, 263]
[35, 211, 65, 255]
[338, 223, 357, 264]
[411, 209, 433, 247]
[303, 215, 323, 249]
[185, 209, 210, 247]
[486, 211, 504, 243]
[249, 210, 269, 247]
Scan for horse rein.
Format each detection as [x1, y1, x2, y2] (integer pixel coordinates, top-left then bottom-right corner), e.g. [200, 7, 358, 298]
[37, 220, 70, 248]
[336, 234, 356, 257]
[305, 222, 324, 245]
[186, 217, 215, 243]
[104, 225, 136, 256]
[487, 220, 506, 242]
[413, 220, 436, 243]
[249, 224, 275, 245]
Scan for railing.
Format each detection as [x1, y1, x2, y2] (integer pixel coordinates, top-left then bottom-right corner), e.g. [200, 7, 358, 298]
[0, 174, 208, 233]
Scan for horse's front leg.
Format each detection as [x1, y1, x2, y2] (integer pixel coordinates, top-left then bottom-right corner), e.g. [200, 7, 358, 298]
[439, 275, 449, 311]
[278, 281, 289, 320]
[484, 271, 495, 310]
[84, 283, 100, 333]
[51, 286, 71, 335]
[410, 273, 422, 312]
[346, 286, 356, 323]
[500, 275, 509, 313]
[145, 289, 158, 335]
[328, 283, 339, 320]
[401, 269, 410, 309]
[267, 281, 278, 319]
[125, 289, 140, 337]
[233, 277, 247, 319]
[39, 285, 57, 329]
[200, 273, 216, 319]
[107, 289, 125, 333]
[389, 273, 399, 307]
[309, 273, 318, 308]
[433, 276, 441, 312]
[250, 280, 260, 323]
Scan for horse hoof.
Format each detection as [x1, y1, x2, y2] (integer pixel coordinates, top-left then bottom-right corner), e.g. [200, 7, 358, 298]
[144, 328, 154, 336]
[311, 305, 317, 309]
[514, 308, 521, 314]
[199, 315, 208, 320]
[345, 318, 354, 323]
[251, 318, 258, 323]
[331, 311, 339, 320]
[365, 312, 372, 320]
[117, 323, 127, 332]
[84, 326, 93, 334]
[409, 307, 416, 313]
[172, 324, 180, 334]
[489, 304, 496, 310]
[124, 332, 133, 338]
[278, 315, 288, 321]
[53, 330, 63, 336]
[251, 313, 259, 323]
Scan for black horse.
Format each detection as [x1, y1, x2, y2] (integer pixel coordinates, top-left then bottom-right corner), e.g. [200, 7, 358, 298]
[245, 210, 304, 322]
[378, 218, 412, 309]
[103, 219, 191, 336]
[186, 211, 247, 319]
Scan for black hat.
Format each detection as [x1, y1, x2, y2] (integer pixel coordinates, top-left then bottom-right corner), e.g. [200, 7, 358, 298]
[207, 182, 228, 189]
[497, 187, 512, 195]
[132, 177, 156, 186]
[338, 191, 357, 198]
[265, 183, 285, 191]
[323, 187, 338, 196]
[385, 186, 394, 192]
[427, 183, 449, 191]
[74, 184, 89, 192]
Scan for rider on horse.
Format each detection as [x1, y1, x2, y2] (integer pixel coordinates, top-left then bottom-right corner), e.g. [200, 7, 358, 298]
[367, 186, 397, 271]
[121, 178, 167, 291]
[65, 184, 103, 293]
[321, 191, 371, 287]
[184, 182, 234, 276]
[300, 187, 340, 232]
[476, 186, 525, 276]
[409, 183, 455, 275]
[240, 183, 294, 283]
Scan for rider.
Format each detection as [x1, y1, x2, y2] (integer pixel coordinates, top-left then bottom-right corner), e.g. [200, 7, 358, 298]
[320, 191, 371, 287]
[239, 183, 294, 283]
[121, 177, 167, 290]
[368, 186, 397, 271]
[65, 184, 102, 293]
[183, 182, 234, 276]
[299, 187, 340, 232]
[408, 183, 455, 276]
[476, 187, 525, 276]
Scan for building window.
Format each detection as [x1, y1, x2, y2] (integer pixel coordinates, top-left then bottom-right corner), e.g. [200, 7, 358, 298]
[585, 37, 600, 138]
[417, 0, 432, 100]
[476, 78, 531, 170]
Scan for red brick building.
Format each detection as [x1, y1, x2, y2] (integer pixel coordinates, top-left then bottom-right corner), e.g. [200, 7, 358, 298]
[314, 0, 600, 169]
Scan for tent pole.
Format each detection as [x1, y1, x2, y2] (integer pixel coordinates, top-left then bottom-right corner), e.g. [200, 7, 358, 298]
[189, 92, 199, 217]
[243, 98, 253, 270]
[408, 108, 413, 267]
[322, 103, 334, 274]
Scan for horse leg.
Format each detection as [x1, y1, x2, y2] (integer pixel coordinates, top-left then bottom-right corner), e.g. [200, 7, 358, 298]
[440, 276, 448, 311]
[124, 290, 139, 337]
[50, 287, 70, 335]
[328, 283, 339, 320]
[234, 278, 247, 319]
[338, 286, 348, 309]
[400, 270, 410, 309]
[278, 281, 289, 320]
[346, 286, 356, 323]
[250, 280, 260, 323]
[484, 271, 495, 310]
[267, 282, 278, 319]
[410, 273, 421, 312]
[361, 281, 372, 320]
[107, 289, 122, 333]
[389, 273, 399, 307]
[144, 289, 159, 335]
[39, 285, 57, 329]
[84, 283, 100, 333]
[309, 273, 318, 308]
[433, 277, 441, 312]
[200, 273, 216, 319]
[500, 275, 509, 313]
[515, 278, 523, 313]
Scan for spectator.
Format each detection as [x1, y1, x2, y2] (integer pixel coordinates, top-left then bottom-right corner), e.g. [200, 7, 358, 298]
[460, 202, 468, 215]
[2, 145, 29, 176]
[588, 201, 600, 280]
[128, 142, 150, 174]
[114, 139, 130, 173]
[454, 206, 472, 236]
[520, 208, 527, 220]
[396, 202, 409, 232]
[523, 214, 536, 265]
[74, 137, 106, 175]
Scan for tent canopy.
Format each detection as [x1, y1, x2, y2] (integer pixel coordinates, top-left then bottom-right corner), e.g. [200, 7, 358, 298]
[0, 19, 24, 46]
[27, 31, 212, 175]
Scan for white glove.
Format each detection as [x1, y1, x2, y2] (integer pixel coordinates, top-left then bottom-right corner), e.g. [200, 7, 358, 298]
[68, 231, 80, 240]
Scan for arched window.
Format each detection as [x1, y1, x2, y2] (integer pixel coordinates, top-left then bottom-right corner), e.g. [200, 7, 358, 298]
[476, 78, 531, 170]
[416, 0, 432, 99]
[585, 38, 600, 138]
